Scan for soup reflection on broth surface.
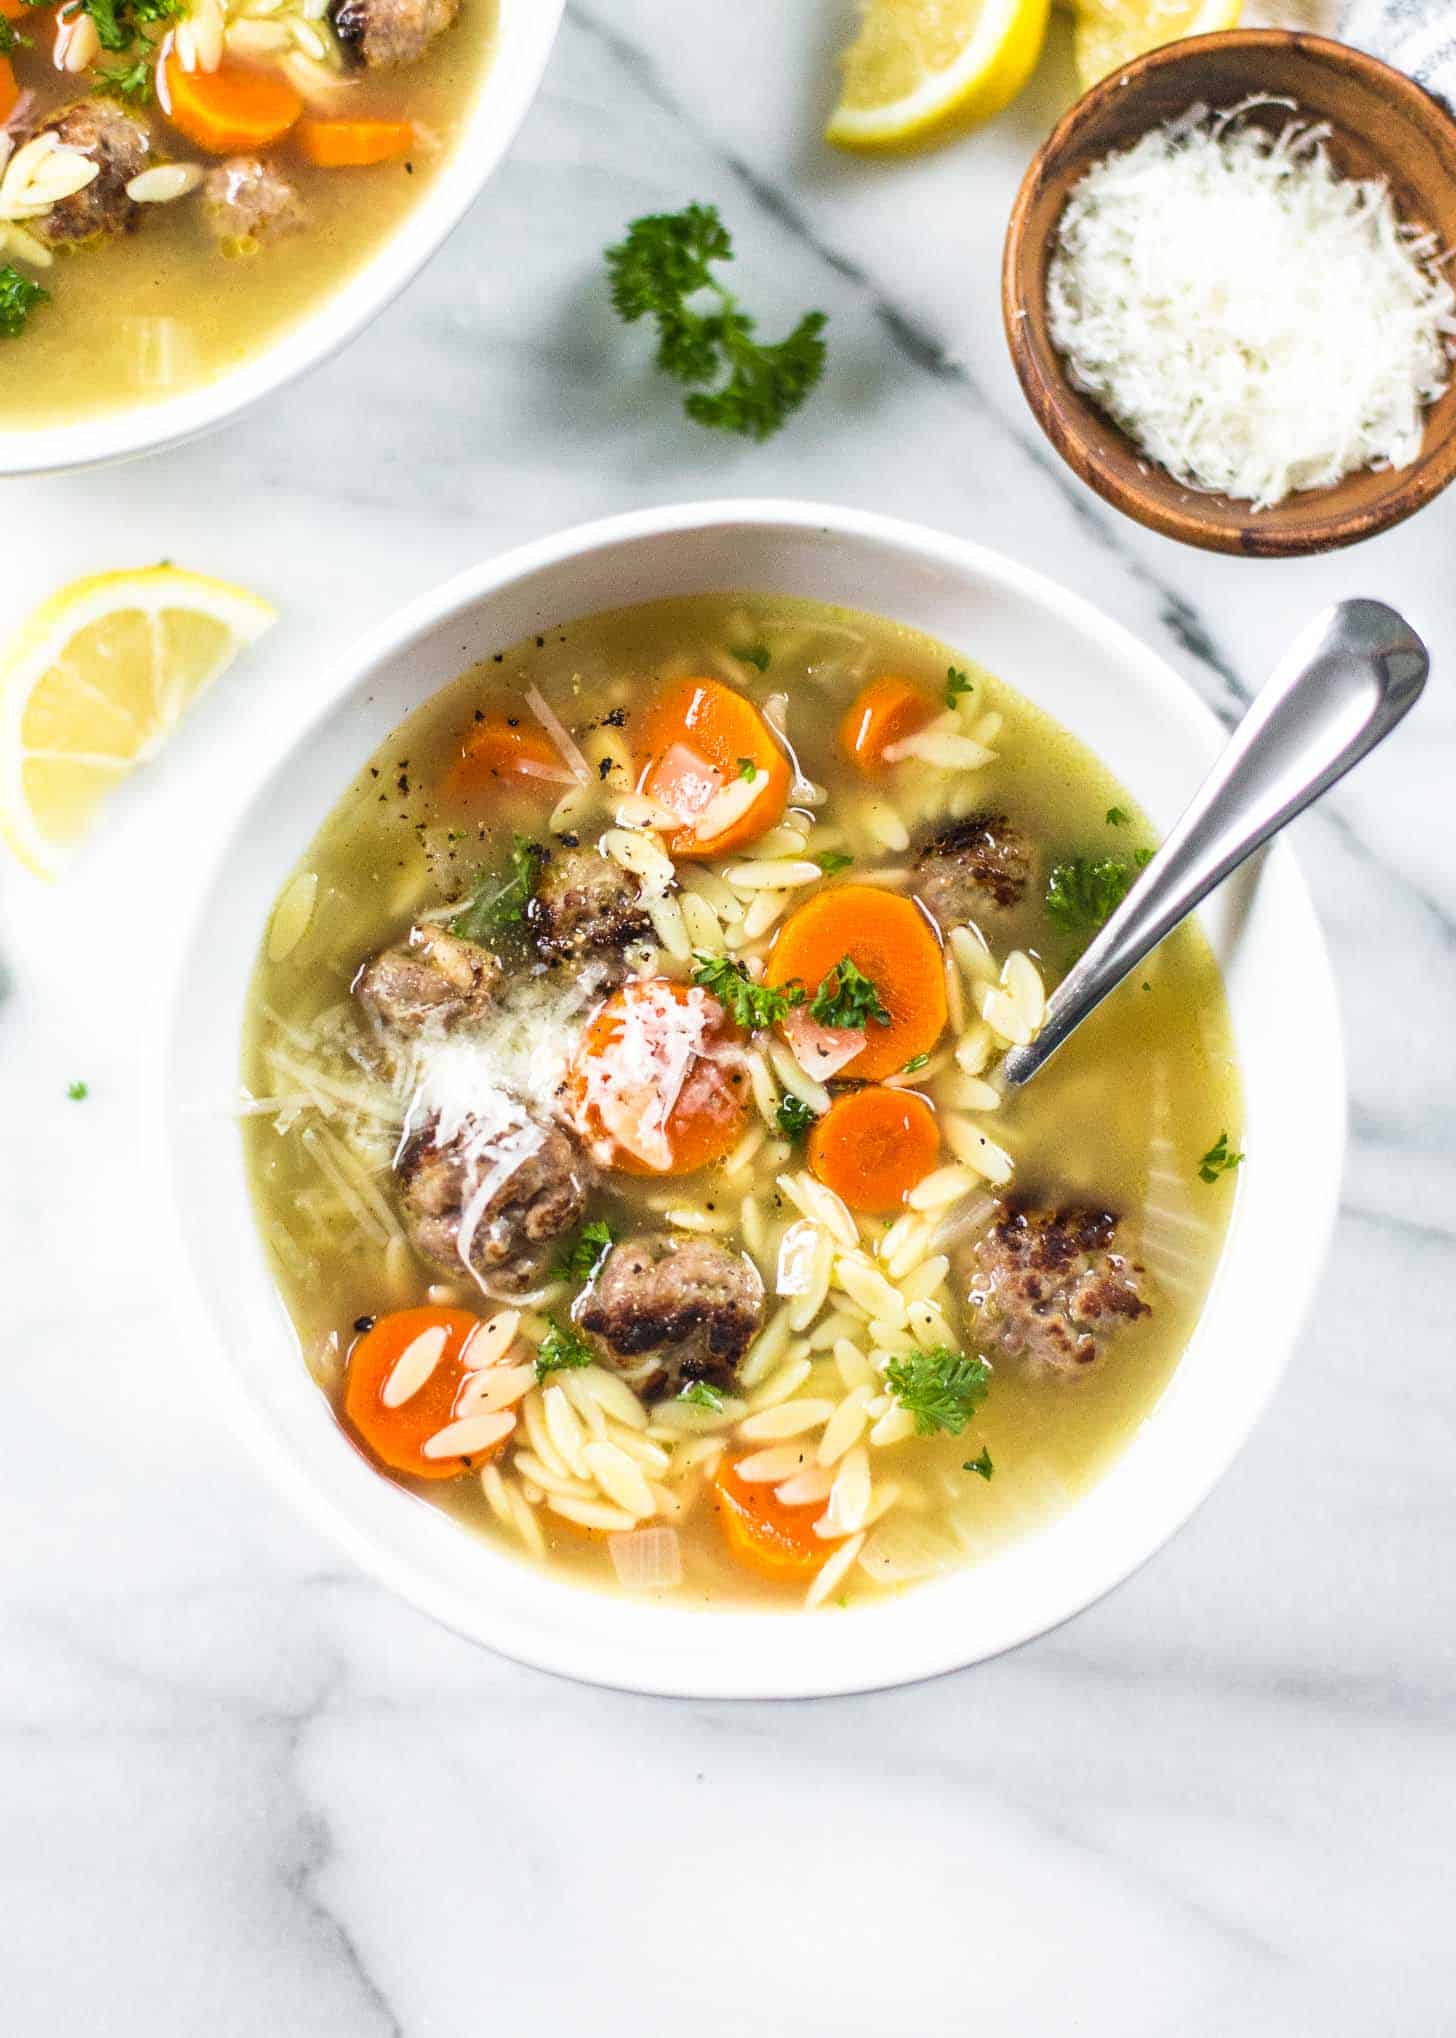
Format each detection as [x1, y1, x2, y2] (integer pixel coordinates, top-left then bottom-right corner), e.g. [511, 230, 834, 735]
[0, 0, 493, 427]
[243, 596, 1241, 1610]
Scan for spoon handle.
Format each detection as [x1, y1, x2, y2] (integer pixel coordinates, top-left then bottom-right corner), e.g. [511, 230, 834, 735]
[1001, 599, 1428, 1089]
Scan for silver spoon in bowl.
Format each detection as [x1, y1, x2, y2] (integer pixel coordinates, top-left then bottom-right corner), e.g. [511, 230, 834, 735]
[1000, 599, 1428, 1090]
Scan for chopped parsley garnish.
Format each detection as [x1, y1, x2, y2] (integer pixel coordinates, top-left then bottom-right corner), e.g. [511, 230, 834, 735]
[962, 1448, 994, 1480]
[678, 1380, 724, 1410]
[449, 833, 544, 943]
[945, 666, 973, 708]
[1197, 1131, 1244, 1183]
[605, 202, 828, 441]
[535, 1318, 596, 1381]
[884, 1346, 991, 1436]
[0, 267, 48, 342]
[692, 953, 803, 1031]
[733, 643, 771, 672]
[554, 1220, 614, 1283]
[810, 956, 890, 1031]
[1105, 805, 1130, 827]
[79, 0, 182, 53]
[775, 1092, 818, 1141]
[1044, 853, 1150, 938]
[94, 53, 155, 103]
[0, 16, 30, 50]
[736, 756, 758, 781]
[66, 1079, 89, 1101]
[900, 1052, 930, 1075]
[812, 850, 853, 877]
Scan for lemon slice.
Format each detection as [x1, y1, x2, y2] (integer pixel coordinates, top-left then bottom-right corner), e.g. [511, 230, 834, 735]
[1073, 0, 1241, 91]
[0, 565, 276, 878]
[825, 0, 1052, 153]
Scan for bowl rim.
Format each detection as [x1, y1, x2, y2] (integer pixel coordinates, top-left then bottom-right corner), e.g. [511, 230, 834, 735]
[0, 0, 564, 478]
[161, 498, 1347, 1698]
[1002, 28, 1456, 558]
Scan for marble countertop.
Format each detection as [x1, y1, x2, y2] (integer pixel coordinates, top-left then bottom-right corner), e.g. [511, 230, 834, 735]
[3, 5, 1453, 2031]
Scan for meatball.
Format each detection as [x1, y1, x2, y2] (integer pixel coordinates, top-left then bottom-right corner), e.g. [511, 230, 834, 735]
[202, 157, 305, 247]
[577, 1233, 765, 1395]
[398, 1107, 591, 1293]
[355, 926, 502, 1037]
[331, 0, 458, 68]
[528, 845, 650, 964]
[963, 1203, 1150, 1375]
[914, 812, 1033, 927]
[33, 100, 150, 246]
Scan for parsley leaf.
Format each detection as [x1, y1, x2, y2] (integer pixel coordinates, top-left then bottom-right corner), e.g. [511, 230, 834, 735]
[554, 1219, 614, 1283]
[78, 0, 182, 53]
[900, 1053, 929, 1075]
[885, 1347, 991, 1436]
[810, 956, 890, 1031]
[692, 953, 803, 1031]
[813, 850, 853, 877]
[0, 266, 49, 342]
[775, 1092, 818, 1141]
[449, 833, 544, 943]
[94, 53, 155, 103]
[605, 202, 828, 442]
[1044, 855, 1149, 937]
[733, 643, 771, 672]
[1105, 805, 1130, 827]
[945, 666, 973, 708]
[736, 757, 757, 781]
[962, 1448, 994, 1480]
[0, 16, 30, 50]
[1197, 1131, 1244, 1184]
[535, 1318, 596, 1381]
[678, 1380, 724, 1410]
[66, 1079, 89, 1101]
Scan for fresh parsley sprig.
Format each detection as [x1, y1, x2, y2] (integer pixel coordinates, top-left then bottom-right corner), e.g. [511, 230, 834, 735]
[945, 666, 973, 709]
[450, 833, 544, 944]
[0, 267, 48, 342]
[605, 203, 828, 442]
[535, 1318, 596, 1381]
[692, 953, 803, 1032]
[1044, 850, 1153, 938]
[884, 1346, 991, 1436]
[678, 1381, 724, 1411]
[809, 956, 890, 1031]
[554, 1220, 614, 1283]
[775, 1092, 818, 1142]
[1197, 1131, 1244, 1184]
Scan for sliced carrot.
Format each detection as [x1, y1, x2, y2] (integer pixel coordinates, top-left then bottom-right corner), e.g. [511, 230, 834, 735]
[343, 1307, 507, 1482]
[295, 117, 414, 167]
[765, 884, 947, 1081]
[0, 0, 26, 20]
[808, 1086, 940, 1213]
[0, 58, 16, 124]
[840, 675, 937, 773]
[636, 675, 789, 859]
[568, 976, 750, 1177]
[444, 715, 575, 801]
[163, 56, 302, 155]
[713, 1455, 842, 1583]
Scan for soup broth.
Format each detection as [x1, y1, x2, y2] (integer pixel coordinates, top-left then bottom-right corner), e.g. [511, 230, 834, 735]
[242, 596, 1241, 1610]
[0, 0, 493, 427]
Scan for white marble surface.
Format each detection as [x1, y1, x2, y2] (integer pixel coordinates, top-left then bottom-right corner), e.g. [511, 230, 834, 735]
[3, 6, 1455, 2032]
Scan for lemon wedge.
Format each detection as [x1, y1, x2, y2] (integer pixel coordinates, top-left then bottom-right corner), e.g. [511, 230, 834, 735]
[0, 565, 276, 879]
[1073, 0, 1241, 91]
[825, 0, 1052, 153]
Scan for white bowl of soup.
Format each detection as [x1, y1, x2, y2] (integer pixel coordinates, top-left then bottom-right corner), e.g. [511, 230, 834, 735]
[165, 500, 1344, 1696]
[0, 0, 560, 473]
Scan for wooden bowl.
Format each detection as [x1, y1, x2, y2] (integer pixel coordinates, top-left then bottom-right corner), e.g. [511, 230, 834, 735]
[1003, 31, 1456, 556]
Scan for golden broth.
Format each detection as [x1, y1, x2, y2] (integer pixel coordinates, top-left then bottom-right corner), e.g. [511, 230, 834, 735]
[0, 5, 493, 428]
[242, 595, 1241, 1610]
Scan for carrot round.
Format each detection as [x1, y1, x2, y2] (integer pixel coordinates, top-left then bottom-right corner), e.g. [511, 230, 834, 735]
[713, 1454, 842, 1583]
[636, 676, 789, 859]
[808, 1086, 940, 1212]
[295, 117, 414, 167]
[568, 978, 749, 1176]
[765, 885, 947, 1080]
[163, 56, 302, 155]
[0, 0, 27, 20]
[840, 675, 937, 772]
[444, 715, 574, 800]
[343, 1307, 505, 1481]
[0, 58, 17, 125]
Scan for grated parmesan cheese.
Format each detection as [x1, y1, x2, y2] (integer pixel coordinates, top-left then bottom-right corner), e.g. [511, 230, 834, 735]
[1046, 102, 1456, 509]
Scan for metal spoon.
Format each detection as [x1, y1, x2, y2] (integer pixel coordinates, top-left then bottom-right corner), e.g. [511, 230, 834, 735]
[1000, 599, 1428, 1089]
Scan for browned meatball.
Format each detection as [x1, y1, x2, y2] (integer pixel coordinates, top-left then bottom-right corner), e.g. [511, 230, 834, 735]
[33, 100, 150, 246]
[577, 1233, 765, 1395]
[398, 1109, 591, 1292]
[331, 0, 458, 67]
[528, 846, 650, 964]
[963, 1203, 1149, 1375]
[202, 157, 305, 247]
[915, 813, 1033, 927]
[355, 926, 503, 1036]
